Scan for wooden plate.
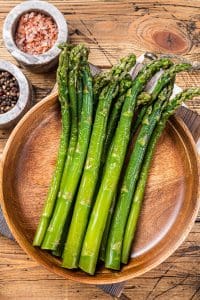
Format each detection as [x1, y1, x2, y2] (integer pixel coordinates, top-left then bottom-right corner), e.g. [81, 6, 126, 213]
[1, 91, 199, 284]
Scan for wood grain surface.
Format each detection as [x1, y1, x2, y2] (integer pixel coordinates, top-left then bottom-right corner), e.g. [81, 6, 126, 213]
[0, 0, 199, 299]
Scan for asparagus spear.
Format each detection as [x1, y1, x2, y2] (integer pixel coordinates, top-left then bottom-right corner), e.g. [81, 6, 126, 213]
[105, 84, 173, 270]
[62, 54, 137, 268]
[105, 64, 191, 270]
[98, 89, 155, 262]
[93, 56, 135, 104]
[33, 46, 70, 247]
[53, 74, 85, 257]
[42, 51, 93, 250]
[131, 63, 191, 135]
[122, 87, 200, 264]
[93, 72, 110, 104]
[131, 106, 147, 135]
[97, 74, 151, 169]
[77, 74, 83, 126]
[58, 45, 86, 195]
[78, 58, 173, 275]
[51, 207, 72, 257]
[102, 91, 151, 167]
[103, 63, 184, 173]
[96, 81, 147, 262]
[99, 92, 151, 262]
[98, 92, 151, 261]
[99, 191, 117, 261]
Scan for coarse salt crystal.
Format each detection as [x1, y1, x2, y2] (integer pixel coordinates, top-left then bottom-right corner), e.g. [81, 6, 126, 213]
[15, 11, 58, 55]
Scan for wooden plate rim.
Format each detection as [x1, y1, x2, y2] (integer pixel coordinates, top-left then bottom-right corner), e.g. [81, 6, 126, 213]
[0, 92, 199, 285]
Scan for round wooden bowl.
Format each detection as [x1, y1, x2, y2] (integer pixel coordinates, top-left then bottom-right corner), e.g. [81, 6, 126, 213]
[1, 92, 199, 284]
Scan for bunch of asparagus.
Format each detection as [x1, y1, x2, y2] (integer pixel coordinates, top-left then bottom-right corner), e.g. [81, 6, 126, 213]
[33, 43, 200, 275]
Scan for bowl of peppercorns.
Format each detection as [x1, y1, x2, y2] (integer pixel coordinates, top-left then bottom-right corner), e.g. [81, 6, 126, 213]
[3, 0, 68, 73]
[0, 60, 32, 129]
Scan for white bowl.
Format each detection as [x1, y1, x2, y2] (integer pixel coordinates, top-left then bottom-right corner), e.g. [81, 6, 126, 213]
[0, 60, 32, 129]
[3, 0, 68, 73]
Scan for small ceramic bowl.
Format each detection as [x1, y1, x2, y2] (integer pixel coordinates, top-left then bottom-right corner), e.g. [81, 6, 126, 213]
[0, 60, 32, 129]
[3, 0, 68, 73]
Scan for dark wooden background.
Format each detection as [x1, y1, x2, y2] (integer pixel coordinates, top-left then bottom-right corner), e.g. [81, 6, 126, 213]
[0, 1, 199, 299]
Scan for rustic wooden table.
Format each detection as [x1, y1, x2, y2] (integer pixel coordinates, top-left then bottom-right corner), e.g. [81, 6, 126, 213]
[0, 1, 199, 299]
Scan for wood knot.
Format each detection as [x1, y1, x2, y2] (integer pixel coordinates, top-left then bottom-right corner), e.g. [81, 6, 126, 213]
[152, 31, 188, 53]
[131, 18, 191, 54]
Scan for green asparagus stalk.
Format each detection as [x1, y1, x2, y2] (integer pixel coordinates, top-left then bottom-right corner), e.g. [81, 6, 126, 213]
[131, 106, 147, 134]
[99, 191, 117, 261]
[131, 63, 191, 135]
[42, 53, 93, 250]
[98, 90, 152, 262]
[33, 46, 70, 247]
[58, 45, 86, 194]
[98, 91, 150, 261]
[96, 93, 151, 262]
[100, 65, 188, 267]
[93, 72, 110, 104]
[105, 65, 191, 270]
[52, 76, 86, 258]
[105, 84, 173, 270]
[93, 56, 135, 104]
[96, 75, 151, 168]
[99, 90, 151, 262]
[95, 80, 146, 262]
[62, 54, 137, 269]
[52, 74, 85, 257]
[137, 92, 152, 106]
[78, 58, 173, 275]
[51, 206, 73, 257]
[102, 92, 151, 167]
[122, 87, 200, 264]
[77, 75, 83, 126]
[100, 80, 129, 168]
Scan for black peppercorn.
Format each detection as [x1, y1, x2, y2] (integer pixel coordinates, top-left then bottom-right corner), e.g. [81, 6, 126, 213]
[0, 71, 19, 114]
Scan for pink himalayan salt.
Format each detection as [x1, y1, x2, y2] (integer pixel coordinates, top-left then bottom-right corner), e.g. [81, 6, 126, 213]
[15, 11, 58, 55]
